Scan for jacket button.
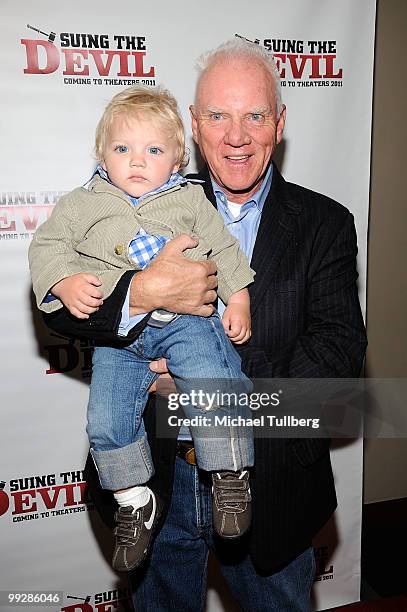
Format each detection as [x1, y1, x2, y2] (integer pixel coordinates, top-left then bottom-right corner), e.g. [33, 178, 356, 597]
[114, 244, 124, 255]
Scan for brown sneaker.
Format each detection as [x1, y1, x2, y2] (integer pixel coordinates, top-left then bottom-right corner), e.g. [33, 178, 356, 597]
[212, 470, 252, 539]
[112, 490, 160, 572]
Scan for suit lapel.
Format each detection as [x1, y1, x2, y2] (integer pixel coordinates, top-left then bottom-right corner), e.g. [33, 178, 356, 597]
[190, 164, 302, 316]
[249, 167, 301, 315]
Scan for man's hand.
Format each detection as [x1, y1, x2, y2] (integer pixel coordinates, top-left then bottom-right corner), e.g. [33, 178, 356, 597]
[148, 358, 176, 396]
[222, 303, 251, 344]
[129, 234, 218, 317]
[51, 273, 103, 319]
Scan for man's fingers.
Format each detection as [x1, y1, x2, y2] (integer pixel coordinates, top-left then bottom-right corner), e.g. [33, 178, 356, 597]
[155, 373, 177, 397]
[129, 235, 218, 316]
[148, 380, 158, 393]
[204, 289, 218, 304]
[149, 358, 169, 374]
[162, 233, 199, 254]
[199, 259, 217, 277]
[193, 303, 216, 317]
[205, 269, 218, 288]
[148, 371, 176, 398]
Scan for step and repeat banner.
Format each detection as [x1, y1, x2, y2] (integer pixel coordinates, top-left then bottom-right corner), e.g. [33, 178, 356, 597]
[1, 1, 376, 610]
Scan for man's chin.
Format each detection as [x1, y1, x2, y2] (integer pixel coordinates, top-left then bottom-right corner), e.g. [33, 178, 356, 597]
[215, 163, 266, 190]
[221, 175, 263, 198]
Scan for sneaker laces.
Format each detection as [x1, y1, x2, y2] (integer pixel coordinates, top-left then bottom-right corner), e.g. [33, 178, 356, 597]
[114, 507, 142, 545]
[214, 471, 251, 514]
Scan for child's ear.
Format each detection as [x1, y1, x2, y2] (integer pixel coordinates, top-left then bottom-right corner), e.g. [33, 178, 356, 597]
[172, 163, 181, 174]
[101, 161, 107, 171]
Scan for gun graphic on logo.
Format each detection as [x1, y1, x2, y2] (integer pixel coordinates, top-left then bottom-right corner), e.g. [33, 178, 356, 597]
[27, 24, 56, 42]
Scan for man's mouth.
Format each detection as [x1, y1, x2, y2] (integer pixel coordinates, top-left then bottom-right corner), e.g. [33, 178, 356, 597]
[224, 155, 251, 162]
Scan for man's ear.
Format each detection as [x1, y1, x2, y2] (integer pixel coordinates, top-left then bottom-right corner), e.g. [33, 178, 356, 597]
[276, 106, 286, 145]
[189, 105, 199, 144]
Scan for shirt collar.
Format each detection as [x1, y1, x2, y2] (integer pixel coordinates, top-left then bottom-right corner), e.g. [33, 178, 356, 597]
[211, 163, 273, 213]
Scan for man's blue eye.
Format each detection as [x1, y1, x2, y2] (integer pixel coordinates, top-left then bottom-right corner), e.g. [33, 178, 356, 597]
[148, 147, 162, 155]
[210, 113, 223, 121]
[250, 113, 264, 122]
[115, 145, 128, 153]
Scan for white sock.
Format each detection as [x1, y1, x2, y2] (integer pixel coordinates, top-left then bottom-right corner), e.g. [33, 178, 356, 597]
[114, 485, 151, 510]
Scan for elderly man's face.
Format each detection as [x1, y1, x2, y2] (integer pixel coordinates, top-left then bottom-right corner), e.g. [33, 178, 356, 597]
[191, 57, 285, 204]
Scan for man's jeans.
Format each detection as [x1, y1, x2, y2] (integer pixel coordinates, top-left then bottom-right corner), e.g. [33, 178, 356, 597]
[87, 314, 254, 490]
[130, 456, 316, 612]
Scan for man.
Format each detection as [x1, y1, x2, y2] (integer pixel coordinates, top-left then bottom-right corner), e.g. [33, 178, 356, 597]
[45, 39, 367, 611]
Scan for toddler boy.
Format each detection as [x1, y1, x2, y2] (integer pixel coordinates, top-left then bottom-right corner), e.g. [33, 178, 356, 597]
[29, 86, 255, 572]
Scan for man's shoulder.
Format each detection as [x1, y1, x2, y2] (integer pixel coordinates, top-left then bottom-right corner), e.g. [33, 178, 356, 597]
[274, 168, 353, 225]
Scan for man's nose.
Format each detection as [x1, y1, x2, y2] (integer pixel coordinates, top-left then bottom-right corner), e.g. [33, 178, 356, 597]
[224, 118, 251, 147]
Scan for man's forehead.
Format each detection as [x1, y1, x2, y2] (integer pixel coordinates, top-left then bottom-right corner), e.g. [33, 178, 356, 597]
[195, 57, 275, 108]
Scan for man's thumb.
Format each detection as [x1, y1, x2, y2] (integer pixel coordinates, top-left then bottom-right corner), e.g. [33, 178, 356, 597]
[166, 233, 199, 253]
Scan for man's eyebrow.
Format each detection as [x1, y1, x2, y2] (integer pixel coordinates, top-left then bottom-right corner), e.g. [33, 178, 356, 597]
[204, 107, 225, 113]
[247, 107, 272, 114]
[201, 107, 272, 115]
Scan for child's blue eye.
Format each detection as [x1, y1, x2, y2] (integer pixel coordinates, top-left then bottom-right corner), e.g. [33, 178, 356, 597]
[148, 147, 162, 155]
[115, 145, 128, 153]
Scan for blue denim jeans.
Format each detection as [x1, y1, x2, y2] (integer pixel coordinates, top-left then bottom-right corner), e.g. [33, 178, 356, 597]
[87, 314, 254, 490]
[130, 456, 315, 611]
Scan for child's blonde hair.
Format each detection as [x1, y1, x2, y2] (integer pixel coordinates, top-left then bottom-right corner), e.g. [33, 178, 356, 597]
[95, 85, 189, 168]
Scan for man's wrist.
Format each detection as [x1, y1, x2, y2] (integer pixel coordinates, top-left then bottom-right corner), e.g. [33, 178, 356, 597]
[129, 270, 154, 316]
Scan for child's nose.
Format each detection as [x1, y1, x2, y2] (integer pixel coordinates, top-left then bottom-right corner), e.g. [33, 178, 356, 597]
[130, 153, 146, 167]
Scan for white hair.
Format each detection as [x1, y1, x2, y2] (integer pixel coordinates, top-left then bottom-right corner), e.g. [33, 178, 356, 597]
[195, 37, 283, 116]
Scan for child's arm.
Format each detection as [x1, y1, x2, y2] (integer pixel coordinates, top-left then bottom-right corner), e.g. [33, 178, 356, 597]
[29, 190, 104, 317]
[51, 273, 103, 319]
[222, 288, 251, 344]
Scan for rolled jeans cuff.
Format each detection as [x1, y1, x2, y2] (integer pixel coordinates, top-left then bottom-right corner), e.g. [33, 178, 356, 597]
[193, 430, 254, 472]
[90, 436, 154, 490]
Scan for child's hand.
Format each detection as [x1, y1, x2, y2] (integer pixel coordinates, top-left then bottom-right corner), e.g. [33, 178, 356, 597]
[222, 303, 251, 344]
[51, 273, 103, 319]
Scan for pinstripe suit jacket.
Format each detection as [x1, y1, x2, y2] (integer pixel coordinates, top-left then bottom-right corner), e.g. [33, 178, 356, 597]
[45, 163, 367, 572]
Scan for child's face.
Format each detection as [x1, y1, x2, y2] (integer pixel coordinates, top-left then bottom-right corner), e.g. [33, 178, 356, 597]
[102, 113, 180, 198]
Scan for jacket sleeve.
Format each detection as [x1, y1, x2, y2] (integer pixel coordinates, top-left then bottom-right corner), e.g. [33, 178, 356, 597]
[29, 189, 137, 314]
[189, 184, 255, 303]
[42, 270, 149, 344]
[28, 190, 84, 312]
[29, 191, 147, 344]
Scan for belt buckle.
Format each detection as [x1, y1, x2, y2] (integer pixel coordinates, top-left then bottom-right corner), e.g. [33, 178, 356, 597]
[185, 446, 196, 466]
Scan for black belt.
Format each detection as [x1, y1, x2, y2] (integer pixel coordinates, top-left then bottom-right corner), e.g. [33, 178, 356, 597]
[176, 441, 197, 465]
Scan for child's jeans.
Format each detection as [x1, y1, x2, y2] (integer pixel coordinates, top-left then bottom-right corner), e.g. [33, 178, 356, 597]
[87, 313, 254, 491]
